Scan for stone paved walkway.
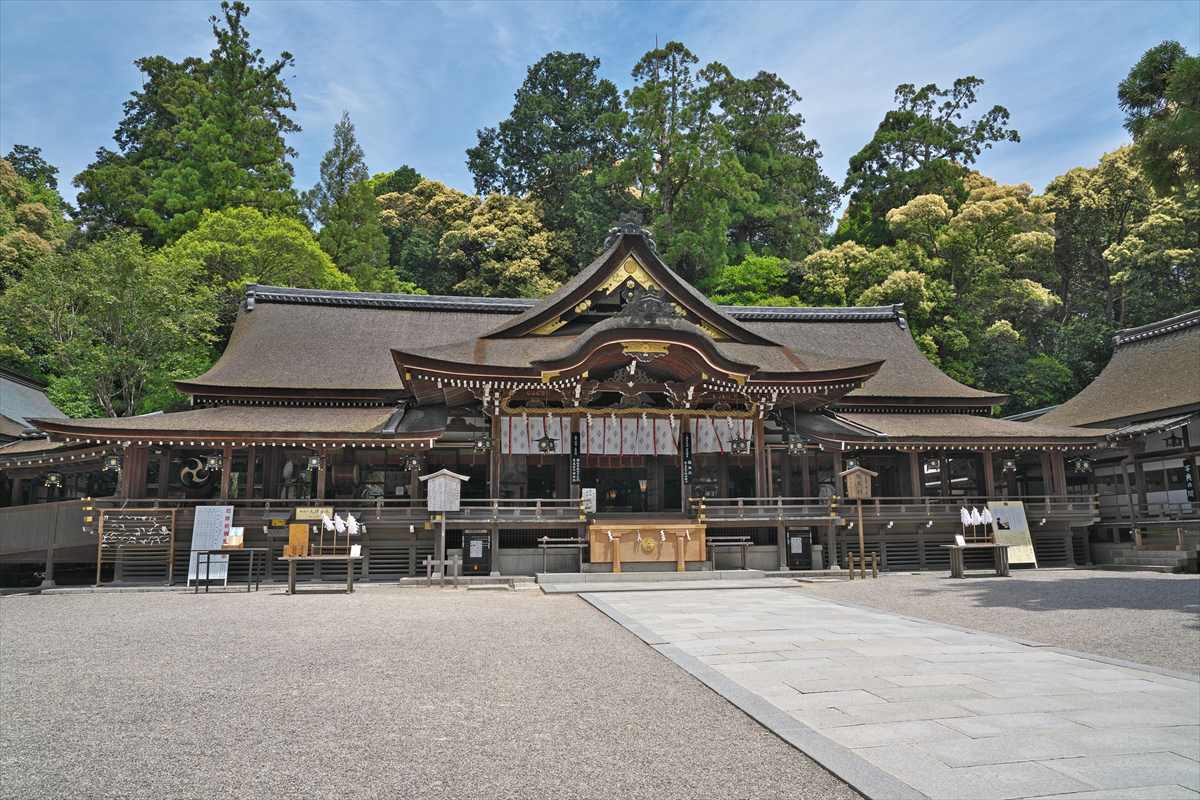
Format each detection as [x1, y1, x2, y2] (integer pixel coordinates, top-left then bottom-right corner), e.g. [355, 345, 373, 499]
[585, 588, 1200, 800]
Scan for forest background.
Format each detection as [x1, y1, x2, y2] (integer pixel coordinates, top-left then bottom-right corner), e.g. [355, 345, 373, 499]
[0, 1, 1196, 417]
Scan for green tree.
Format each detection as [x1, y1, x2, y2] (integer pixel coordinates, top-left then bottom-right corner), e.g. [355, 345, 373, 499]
[716, 70, 839, 262]
[706, 254, 795, 306]
[159, 207, 355, 334]
[303, 112, 393, 290]
[608, 42, 754, 283]
[4, 144, 60, 195]
[442, 195, 568, 298]
[1119, 41, 1200, 194]
[378, 179, 478, 293]
[467, 51, 630, 269]
[839, 77, 1020, 246]
[0, 233, 217, 416]
[0, 159, 69, 289]
[73, 2, 299, 244]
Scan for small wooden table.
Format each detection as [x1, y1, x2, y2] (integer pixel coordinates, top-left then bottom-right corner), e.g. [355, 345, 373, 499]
[194, 548, 268, 593]
[278, 555, 363, 594]
[940, 543, 1013, 579]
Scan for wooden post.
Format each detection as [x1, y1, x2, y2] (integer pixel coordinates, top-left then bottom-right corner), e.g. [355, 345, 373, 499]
[1049, 450, 1066, 495]
[857, 498, 866, 579]
[611, 533, 622, 573]
[245, 446, 257, 499]
[490, 413, 502, 500]
[800, 449, 811, 497]
[675, 532, 686, 572]
[218, 445, 233, 499]
[754, 415, 767, 498]
[983, 453, 996, 498]
[909, 451, 922, 497]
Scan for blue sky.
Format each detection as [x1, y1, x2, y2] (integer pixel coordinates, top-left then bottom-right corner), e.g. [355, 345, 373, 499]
[2, 0, 1197, 206]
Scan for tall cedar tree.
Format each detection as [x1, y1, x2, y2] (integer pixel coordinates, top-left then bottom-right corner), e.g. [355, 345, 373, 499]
[838, 77, 1020, 246]
[73, 1, 299, 245]
[304, 112, 391, 288]
[716, 70, 839, 263]
[1118, 41, 1200, 194]
[611, 42, 753, 283]
[466, 52, 629, 270]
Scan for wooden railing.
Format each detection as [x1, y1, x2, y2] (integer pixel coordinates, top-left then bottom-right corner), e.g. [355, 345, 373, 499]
[691, 495, 1100, 525]
[88, 496, 586, 525]
[1107, 500, 1198, 522]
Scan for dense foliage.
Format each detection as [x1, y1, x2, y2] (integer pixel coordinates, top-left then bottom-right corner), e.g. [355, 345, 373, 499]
[0, 0, 1195, 419]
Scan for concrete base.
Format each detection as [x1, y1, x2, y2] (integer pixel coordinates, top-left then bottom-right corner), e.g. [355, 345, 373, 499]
[537, 569, 765, 584]
[539, 578, 801, 594]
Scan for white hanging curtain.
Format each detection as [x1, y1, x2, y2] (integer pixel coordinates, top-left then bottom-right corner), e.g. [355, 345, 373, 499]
[500, 415, 571, 455]
[693, 417, 753, 454]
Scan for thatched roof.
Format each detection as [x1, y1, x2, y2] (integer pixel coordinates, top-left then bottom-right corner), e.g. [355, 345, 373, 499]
[1038, 309, 1200, 428]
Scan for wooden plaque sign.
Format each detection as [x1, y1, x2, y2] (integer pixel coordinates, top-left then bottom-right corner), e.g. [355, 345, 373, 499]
[95, 508, 177, 585]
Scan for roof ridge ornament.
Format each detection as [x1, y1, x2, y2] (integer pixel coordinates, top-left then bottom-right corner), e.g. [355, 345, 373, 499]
[604, 222, 657, 253]
[616, 288, 682, 327]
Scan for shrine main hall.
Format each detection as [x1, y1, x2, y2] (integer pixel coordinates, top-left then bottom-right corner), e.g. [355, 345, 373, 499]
[0, 226, 1116, 582]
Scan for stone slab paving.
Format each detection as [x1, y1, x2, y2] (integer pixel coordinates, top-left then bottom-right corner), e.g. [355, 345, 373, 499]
[584, 587, 1200, 800]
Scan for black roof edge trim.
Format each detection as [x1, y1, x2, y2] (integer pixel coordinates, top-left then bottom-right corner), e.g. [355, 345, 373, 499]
[1113, 308, 1200, 346]
[242, 284, 906, 322]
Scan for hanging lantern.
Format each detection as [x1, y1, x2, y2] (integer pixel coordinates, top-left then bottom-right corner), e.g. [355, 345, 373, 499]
[474, 434, 492, 453]
[403, 454, 422, 472]
[1070, 456, 1093, 473]
[307, 455, 323, 472]
[1001, 458, 1018, 474]
[785, 432, 809, 456]
[537, 433, 557, 453]
[43, 471, 63, 489]
[205, 453, 224, 471]
[1164, 430, 1184, 449]
[846, 457, 860, 470]
[102, 454, 122, 473]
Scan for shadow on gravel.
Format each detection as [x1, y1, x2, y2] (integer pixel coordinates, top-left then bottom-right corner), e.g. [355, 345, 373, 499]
[913, 575, 1200, 627]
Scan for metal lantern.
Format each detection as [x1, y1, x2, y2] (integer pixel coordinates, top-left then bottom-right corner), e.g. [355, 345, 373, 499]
[474, 434, 492, 453]
[403, 454, 422, 472]
[926, 457, 941, 471]
[1070, 456, 1093, 473]
[1001, 458, 1017, 474]
[102, 454, 122, 473]
[846, 457, 860, 470]
[1164, 430, 1185, 449]
[537, 433, 557, 453]
[729, 435, 751, 455]
[307, 455, 323, 471]
[43, 471, 63, 489]
[205, 453, 224, 471]
[785, 432, 809, 456]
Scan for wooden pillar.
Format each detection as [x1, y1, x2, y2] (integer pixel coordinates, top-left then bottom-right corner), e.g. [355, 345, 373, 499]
[1121, 450, 1137, 526]
[218, 445, 233, 499]
[675, 532, 686, 572]
[908, 451, 921, 497]
[1133, 458, 1147, 519]
[10, 476, 23, 506]
[611, 533, 622, 573]
[801, 450, 811, 497]
[125, 445, 150, 498]
[245, 446, 257, 500]
[1049, 450, 1066, 495]
[753, 416, 767, 498]
[156, 448, 171, 498]
[983, 453, 996, 498]
[489, 413, 502, 500]
[315, 449, 328, 500]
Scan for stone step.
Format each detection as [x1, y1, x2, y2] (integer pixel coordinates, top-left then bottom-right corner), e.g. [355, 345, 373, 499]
[1090, 563, 1181, 574]
[536, 569, 765, 585]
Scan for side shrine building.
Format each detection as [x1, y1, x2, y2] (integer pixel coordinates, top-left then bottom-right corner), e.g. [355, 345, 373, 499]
[0, 227, 1116, 584]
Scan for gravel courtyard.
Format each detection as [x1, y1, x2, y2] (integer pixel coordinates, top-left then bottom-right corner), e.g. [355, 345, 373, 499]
[0, 587, 858, 800]
[799, 570, 1200, 674]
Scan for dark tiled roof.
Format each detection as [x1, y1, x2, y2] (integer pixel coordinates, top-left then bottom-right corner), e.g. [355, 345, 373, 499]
[1039, 309, 1200, 428]
[0, 371, 65, 430]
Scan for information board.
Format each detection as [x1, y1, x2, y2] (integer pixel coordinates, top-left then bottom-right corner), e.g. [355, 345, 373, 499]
[188, 505, 234, 584]
[988, 500, 1038, 567]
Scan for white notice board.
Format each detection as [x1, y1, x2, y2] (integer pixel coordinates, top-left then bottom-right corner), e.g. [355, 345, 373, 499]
[188, 505, 234, 584]
[988, 501, 1038, 567]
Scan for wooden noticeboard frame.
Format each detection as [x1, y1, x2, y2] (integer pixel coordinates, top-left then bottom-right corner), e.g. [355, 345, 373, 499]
[95, 508, 177, 585]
